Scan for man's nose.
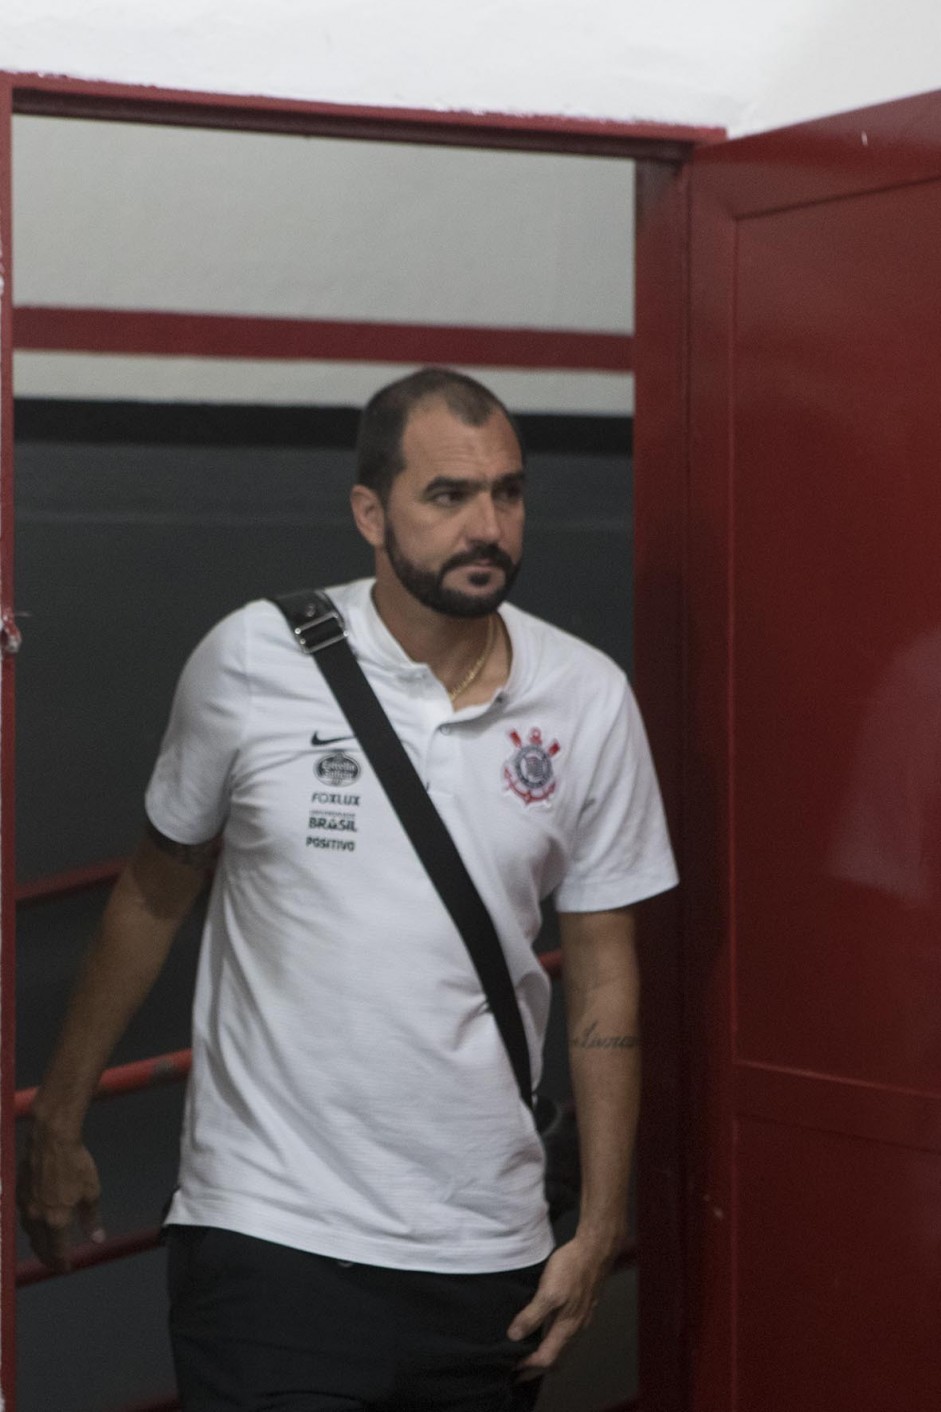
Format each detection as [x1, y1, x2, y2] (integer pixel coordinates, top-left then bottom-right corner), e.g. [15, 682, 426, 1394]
[467, 492, 501, 543]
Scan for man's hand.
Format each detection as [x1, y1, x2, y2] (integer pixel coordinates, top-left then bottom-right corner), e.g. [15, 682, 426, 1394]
[17, 1127, 105, 1272]
[507, 905, 640, 1378]
[507, 1234, 616, 1379]
[15, 827, 212, 1272]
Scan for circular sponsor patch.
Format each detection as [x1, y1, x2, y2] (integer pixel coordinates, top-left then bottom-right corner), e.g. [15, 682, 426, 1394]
[315, 751, 361, 786]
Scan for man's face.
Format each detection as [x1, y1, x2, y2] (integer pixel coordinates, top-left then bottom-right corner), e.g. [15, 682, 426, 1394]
[380, 400, 525, 618]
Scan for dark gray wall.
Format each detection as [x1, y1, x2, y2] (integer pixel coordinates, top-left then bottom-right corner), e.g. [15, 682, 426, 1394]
[14, 413, 634, 1412]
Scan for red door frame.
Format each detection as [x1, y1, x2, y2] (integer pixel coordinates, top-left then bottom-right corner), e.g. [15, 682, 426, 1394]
[632, 160, 691, 1412]
[0, 70, 709, 1409]
[0, 76, 17, 1405]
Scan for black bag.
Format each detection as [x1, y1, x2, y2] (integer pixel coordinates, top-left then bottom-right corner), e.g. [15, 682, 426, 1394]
[535, 1095, 580, 1225]
[270, 589, 580, 1224]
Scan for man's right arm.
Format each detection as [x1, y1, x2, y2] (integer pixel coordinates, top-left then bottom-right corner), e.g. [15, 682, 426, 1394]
[17, 824, 215, 1271]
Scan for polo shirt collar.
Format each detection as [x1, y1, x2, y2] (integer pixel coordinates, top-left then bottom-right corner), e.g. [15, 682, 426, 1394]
[341, 577, 526, 706]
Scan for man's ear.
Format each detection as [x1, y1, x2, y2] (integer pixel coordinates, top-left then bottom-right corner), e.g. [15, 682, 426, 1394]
[350, 484, 386, 549]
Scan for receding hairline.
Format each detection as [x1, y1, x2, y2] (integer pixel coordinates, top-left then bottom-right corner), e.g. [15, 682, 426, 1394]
[353, 366, 524, 503]
[399, 389, 519, 441]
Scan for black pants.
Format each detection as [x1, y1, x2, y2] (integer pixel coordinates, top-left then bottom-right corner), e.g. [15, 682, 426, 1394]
[166, 1226, 545, 1411]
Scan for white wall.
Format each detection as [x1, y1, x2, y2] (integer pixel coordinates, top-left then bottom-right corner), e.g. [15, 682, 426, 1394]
[2, 0, 940, 139]
[13, 117, 635, 413]
[6, 0, 941, 410]
[737, 0, 941, 136]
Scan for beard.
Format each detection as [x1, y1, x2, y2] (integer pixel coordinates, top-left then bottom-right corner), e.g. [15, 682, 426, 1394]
[383, 526, 521, 619]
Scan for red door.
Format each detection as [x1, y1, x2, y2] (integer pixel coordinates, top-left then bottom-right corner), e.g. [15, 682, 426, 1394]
[682, 91, 941, 1410]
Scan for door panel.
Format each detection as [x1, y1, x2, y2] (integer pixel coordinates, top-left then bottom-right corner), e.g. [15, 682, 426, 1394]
[734, 179, 941, 1089]
[737, 1119, 941, 1411]
[688, 92, 941, 1410]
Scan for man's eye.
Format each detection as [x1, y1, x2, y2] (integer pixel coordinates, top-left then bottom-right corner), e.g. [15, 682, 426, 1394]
[431, 489, 464, 505]
[496, 484, 524, 503]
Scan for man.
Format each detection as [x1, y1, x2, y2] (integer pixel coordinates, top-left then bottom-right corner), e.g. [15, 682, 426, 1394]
[19, 368, 677, 1410]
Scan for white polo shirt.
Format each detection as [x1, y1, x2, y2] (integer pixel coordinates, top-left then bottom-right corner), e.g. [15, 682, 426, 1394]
[146, 579, 677, 1272]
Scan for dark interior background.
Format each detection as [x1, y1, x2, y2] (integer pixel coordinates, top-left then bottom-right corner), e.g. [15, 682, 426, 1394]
[13, 400, 635, 1412]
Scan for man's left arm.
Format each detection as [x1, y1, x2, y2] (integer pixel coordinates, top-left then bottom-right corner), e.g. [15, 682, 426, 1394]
[508, 905, 639, 1376]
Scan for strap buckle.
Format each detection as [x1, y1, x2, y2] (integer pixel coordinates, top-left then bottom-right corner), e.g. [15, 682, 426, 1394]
[292, 600, 348, 654]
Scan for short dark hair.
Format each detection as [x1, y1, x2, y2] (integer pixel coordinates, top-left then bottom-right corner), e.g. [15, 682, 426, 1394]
[354, 367, 520, 503]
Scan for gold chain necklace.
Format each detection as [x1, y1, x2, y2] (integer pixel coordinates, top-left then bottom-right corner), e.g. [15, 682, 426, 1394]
[447, 616, 496, 702]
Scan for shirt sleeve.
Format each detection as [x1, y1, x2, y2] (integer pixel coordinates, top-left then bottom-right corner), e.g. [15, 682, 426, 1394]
[554, 674, 678, 913]
[144, 609, 250, 845]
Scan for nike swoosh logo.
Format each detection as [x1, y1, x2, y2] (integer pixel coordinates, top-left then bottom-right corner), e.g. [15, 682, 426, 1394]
[311, 732, 357, 747]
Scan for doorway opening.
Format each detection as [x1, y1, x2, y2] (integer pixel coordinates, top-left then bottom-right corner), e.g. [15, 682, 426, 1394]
[1, 76, 703, 1412]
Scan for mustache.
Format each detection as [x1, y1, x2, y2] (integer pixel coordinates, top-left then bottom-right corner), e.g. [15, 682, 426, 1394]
[440, 546, 516, 576]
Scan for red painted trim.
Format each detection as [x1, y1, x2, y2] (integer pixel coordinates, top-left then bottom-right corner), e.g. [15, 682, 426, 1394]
[14, 307, 634, 373]
[16, 856, 125, 904]
[0, 73, 17, 1412]
[16, 1225, 162, 1287]
[7, 72, 725, 161]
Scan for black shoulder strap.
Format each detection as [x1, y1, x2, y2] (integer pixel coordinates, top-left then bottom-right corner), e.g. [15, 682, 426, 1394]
[270, 589, 534, 1109]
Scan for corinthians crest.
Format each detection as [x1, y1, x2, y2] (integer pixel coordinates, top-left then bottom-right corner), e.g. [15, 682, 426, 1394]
[503, 727, 561, 806]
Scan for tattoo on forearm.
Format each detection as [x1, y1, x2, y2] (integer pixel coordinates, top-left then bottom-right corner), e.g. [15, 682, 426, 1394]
[570, 1021, 640, 1051]
[146, 821, 217, 871]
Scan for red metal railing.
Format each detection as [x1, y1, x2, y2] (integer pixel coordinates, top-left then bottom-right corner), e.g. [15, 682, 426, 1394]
[14, 961, 561, 1122]
[14, 1048, 192, 1120]
[14, 945, 566, 1286]
[15, 857, 125, 904]
[15, 863, 582, 1412]
[16, 1226, 164, 1288]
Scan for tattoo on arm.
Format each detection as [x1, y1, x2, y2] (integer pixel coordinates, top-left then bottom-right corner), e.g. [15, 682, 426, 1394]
[570, 1021, 640, 1051]
[146, 820, 218, 871]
